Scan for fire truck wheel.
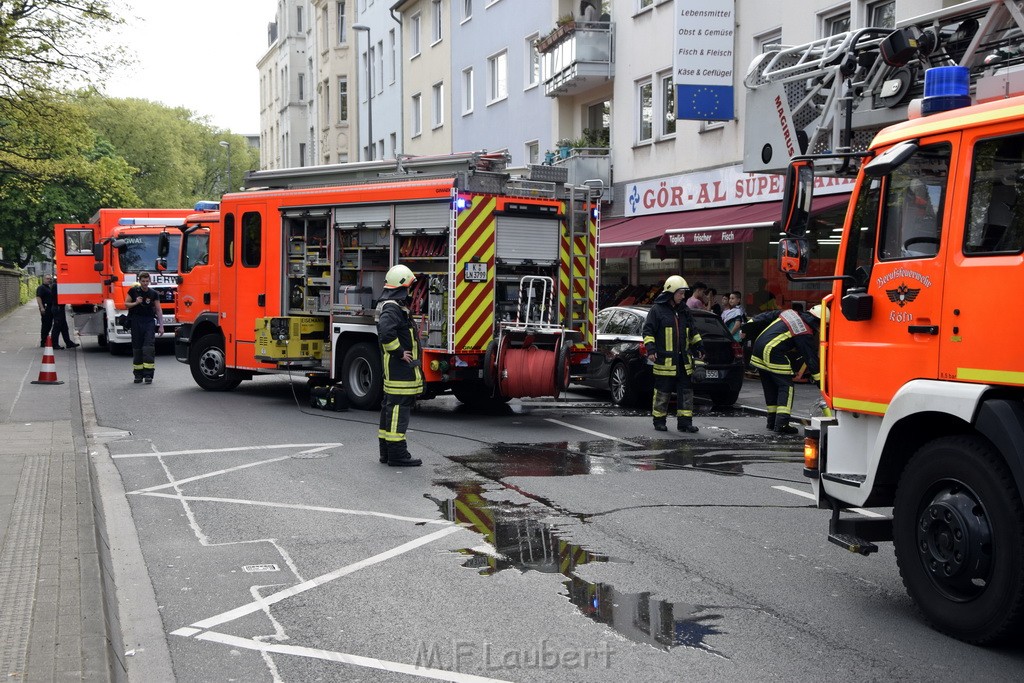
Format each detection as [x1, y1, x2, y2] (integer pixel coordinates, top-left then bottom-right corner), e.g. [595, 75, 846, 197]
[189, 334, 242, 391]
[893, 434, 1024, 645]
[341, 342, 383, 410]
[482, 340, 499, 390]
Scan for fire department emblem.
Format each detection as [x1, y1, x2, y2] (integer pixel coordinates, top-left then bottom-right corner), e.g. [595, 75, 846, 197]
[886, 283, 921, 307]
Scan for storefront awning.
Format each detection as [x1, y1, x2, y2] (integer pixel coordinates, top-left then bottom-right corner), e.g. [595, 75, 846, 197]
[599, 194, 851, 257]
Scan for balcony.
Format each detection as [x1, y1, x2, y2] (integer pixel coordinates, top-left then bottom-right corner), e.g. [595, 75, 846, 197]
[549, 148, 612, 202]
[538, 21, 614, 98]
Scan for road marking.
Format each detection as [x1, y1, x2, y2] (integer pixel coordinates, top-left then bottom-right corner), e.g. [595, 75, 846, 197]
[544, 419, 644, 447]
[773, 485, 887, 518]
[190, 631, 514, 683]
[137, 492, 454, 526]
[126, 456, 291, 494]
[184, 525, 464, 631]
[112, 443, 342, 458]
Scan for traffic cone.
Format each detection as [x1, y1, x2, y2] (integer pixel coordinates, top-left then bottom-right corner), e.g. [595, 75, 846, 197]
[31, 335, 64, 385]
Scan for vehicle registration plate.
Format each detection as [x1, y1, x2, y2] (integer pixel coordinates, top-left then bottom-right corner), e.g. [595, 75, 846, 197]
[704, 369, 719, 379]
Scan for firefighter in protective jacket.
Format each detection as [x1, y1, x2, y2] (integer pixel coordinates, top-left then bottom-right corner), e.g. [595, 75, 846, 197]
[642, 275, 705, 433]
[750, 304, 825, 435]
[376, 264, 423, 466]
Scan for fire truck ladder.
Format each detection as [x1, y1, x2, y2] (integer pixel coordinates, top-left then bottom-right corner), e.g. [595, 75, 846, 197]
[565, 183, 598, 342]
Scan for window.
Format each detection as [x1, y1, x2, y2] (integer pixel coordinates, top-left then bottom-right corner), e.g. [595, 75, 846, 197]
[822, 10, 851, 36]
[638, 79, 653, 143]
[298, 73, 304, 101]
[879, 143, 951, 260]
[64, 229, 93, 255]
[389, 29, 396, 84]
[525, 34, 540, 89]
[298, 143, 306, 167]
[462, 0, 472, 22]
[964, 133, 1024, 255]
[323, 81, 330, 125]
[337, 2, 347, 44]
[411, 13, 421, 55]
[488, 50, 508, 103]
[182, 230, 209, 273]
[223, 214, 235, 267]
[660, 73, 675, 137]
[241, 212, 261, 268]
[756, 28, 782, 54]
[376, 40, 383, 94]
[411, 93, 422, 136]
[526, 140, 539, 165]
[297, 6, 303, 33]
[638, 0, 654, 10]
[432, 82, 444, 128]
[462, 67, 474, 114]
[867, 0, 895, 28]
[432, 0, 442, 43]
[338, 76, 348, 122]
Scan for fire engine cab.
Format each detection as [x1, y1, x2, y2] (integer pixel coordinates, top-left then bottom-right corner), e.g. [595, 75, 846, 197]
[747, 0, 1024, 644]
[173, 151, 600, 410]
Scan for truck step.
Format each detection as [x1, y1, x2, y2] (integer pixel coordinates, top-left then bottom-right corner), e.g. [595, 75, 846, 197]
[828, 533, 878, 556]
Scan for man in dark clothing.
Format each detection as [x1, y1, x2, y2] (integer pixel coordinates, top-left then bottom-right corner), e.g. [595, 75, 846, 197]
[642, 275, 705, 433]
[125, 271, 164, 384]
[35, 274, 54, 347]
[49, 279, 79, 349]
[376, 264, 423, 466]
[750, 305, 825, 435]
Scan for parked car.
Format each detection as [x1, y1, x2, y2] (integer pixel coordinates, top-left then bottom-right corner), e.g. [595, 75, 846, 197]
[579, 305, 745, 407]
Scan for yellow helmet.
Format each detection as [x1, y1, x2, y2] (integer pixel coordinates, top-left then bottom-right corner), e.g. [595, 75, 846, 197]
[809, 304, 829, 323]
[663, 275, 688, 293]
[384, 264, 416, 289]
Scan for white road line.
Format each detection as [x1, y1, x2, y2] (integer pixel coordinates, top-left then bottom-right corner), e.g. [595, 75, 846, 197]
[112, 443, 342, 458]
[190, 631, 514, 683]
[772, 485, 887, 518]
[127, 456, 291, 494]
[544, 419, 644, 447]
[186, 525, 464, 631]
[137, 492, 454, 526]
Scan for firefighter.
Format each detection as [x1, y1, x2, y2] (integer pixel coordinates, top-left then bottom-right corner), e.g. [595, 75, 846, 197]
[750, 304, 826, 435]
[376, 264, 423, 466]
[642, 275, 705, 433]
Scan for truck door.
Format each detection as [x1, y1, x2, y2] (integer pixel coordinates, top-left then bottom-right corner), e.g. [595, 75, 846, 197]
[829, 136, 958, 412]
[234, 207, 269, 348]
[939, 128, 1024, 384]
[54, 224, 101, 306]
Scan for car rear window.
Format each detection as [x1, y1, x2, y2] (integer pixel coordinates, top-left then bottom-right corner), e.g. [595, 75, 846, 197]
[692, 314, 730, 339]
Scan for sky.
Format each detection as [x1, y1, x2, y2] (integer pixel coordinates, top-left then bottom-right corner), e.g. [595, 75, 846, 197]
[100, 0, 279, 134]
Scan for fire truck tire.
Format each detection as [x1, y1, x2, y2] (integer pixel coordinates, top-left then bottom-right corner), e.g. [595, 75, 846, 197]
[483, 340, 499, 390]
[555, 338, 572, 395]
[190, 334, 242, 391]
[893, 435, 1024, 645]
[341, 342, 383, 410]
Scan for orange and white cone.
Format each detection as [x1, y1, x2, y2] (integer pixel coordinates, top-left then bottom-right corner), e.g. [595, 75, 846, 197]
[31, 335, 64, 385]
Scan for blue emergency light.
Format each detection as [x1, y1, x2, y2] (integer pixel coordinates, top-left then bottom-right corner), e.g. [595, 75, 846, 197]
[194, 201, 220, 212]
[921, 66, 972, 116]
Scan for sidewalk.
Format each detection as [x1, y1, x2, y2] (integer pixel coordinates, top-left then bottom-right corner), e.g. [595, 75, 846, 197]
[734, 372, 826, 423]
[0, 303, 122, 681]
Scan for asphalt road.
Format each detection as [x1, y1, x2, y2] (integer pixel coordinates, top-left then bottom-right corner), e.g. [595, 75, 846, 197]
[80, 342, 1024, 682]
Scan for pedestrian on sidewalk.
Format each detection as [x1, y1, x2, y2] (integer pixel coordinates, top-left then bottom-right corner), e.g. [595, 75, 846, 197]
[35, 274, 54, 347]
[749, 305, 825, 435]
[125, 271, 163, 384]
[376, 264, 423, 466]
[49, 278, 79, 349]
[643, 275, 705, 433]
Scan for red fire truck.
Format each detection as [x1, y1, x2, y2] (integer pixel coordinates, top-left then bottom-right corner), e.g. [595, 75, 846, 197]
[173, 151, 600, 409]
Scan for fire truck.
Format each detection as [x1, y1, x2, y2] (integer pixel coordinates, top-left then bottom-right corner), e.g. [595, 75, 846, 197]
[172, 151, 600, 410]
[744, 0, 1024, 644]
[54, 208, 205, 351]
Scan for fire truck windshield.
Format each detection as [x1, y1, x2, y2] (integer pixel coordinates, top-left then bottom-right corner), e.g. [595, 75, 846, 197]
[117, 233, 181, 273]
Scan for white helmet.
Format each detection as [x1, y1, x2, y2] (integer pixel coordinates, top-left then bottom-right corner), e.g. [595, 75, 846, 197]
[384, 264, 416, 289]
[809, 304, 829, 323]
[663, 275, 688, 293]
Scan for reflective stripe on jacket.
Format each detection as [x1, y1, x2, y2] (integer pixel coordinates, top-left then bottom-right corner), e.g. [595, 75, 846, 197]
[750, 309, 820, 380]
[378, 300, 423, 395]
[642, 293, 704, 378]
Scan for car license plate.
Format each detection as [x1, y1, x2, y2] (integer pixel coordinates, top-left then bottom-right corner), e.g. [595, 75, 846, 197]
[704, 369, 719, 379]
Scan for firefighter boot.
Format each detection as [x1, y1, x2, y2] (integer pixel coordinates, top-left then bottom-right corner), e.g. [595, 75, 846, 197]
[387, 441, 422, 467]
[653, 418, 668, 432]
[379, 439, 388, 464]
[766, 413, 777, 431]
[677, 417, 699, 433]
[774, 415, 799, 436]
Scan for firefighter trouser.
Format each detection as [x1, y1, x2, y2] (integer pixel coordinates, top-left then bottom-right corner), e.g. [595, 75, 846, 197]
[40, 309, 53, 345]
[652, 371, 694, 420]
[759, 370, 794, 420]
[379, 392, 415, 455]
[130, 317, 156, 379]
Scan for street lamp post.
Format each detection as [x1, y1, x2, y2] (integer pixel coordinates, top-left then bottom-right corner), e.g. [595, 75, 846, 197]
[219, 140, 231, 194]
[352, 24, 373, 161]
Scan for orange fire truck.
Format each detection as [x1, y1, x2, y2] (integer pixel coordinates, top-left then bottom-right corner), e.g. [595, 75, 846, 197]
[746, 0, 1024, 644]
[172, 151, 599, 409]
[54, 207, 207, 351]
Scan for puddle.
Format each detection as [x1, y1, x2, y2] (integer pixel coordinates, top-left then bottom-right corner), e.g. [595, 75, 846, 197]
[448, 439, 803, 479]
[433, 482, 727, 656]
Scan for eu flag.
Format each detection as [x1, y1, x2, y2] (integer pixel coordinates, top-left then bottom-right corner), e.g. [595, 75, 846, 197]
[676, 84, 734, 121]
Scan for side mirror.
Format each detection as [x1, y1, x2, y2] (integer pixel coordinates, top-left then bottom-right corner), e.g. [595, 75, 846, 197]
[92, 243, 104, 261]
[157, 232, 170, 258]
[778, 237, 809, 275]
[780, 159, 815, 236]
[93, 262, 103, 272]
[110, 239, 127, 250]
[863, 140, 918, 177]
[155, 258, 168, 272]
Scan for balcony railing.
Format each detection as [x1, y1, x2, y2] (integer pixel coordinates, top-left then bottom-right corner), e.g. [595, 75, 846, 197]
[551, 148, 612, 201]
[539, 21, 614, 98]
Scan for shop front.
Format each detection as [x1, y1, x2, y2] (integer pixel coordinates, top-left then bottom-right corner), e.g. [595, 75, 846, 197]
[599, 164, 854, 314]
